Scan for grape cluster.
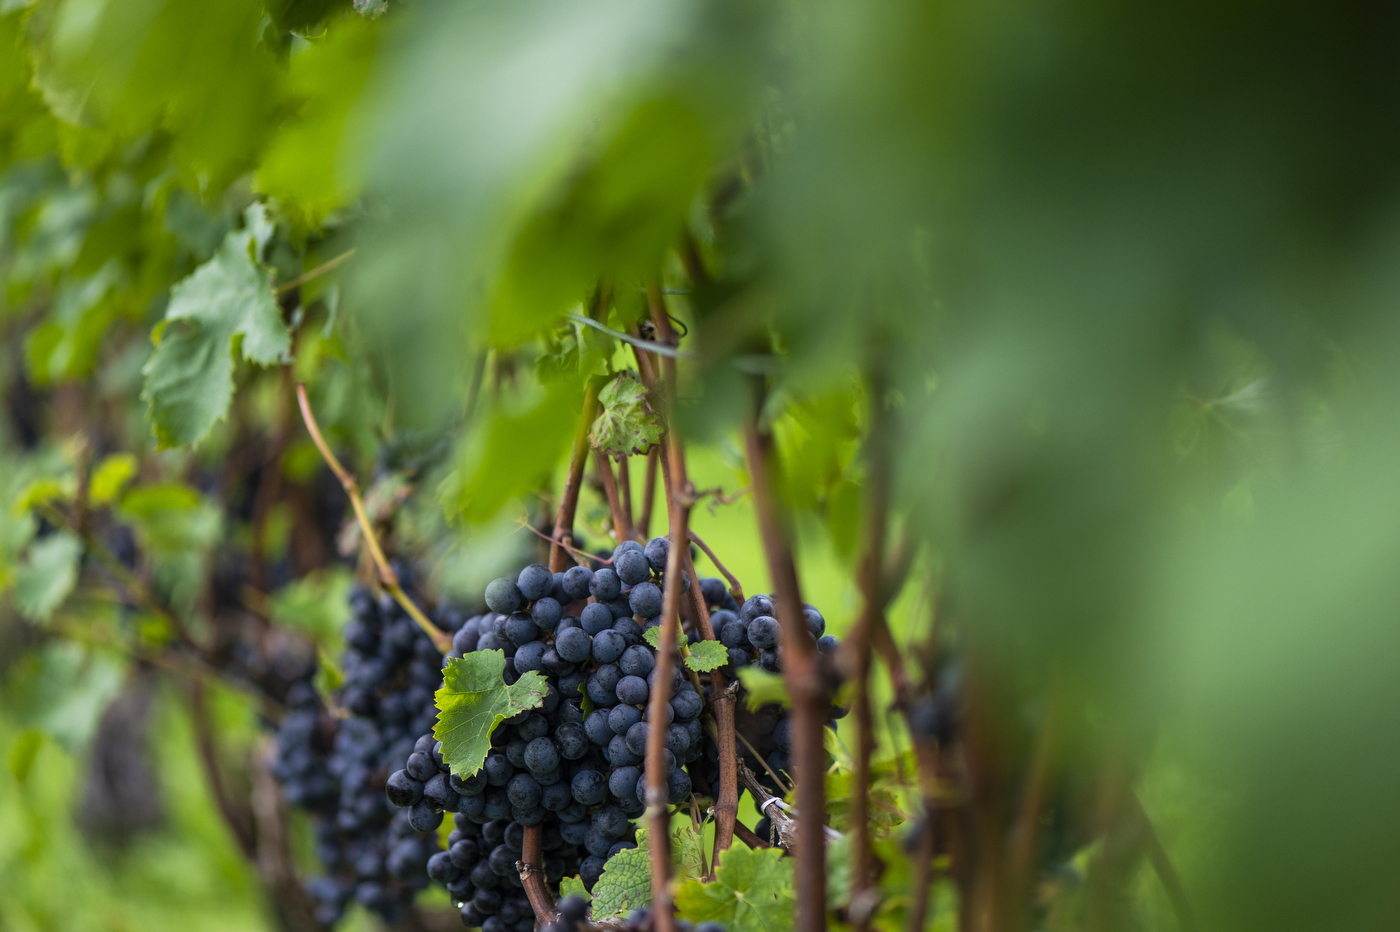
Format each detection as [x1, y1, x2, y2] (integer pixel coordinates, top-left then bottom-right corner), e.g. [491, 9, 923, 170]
[272, 581, 458, 926]
[385, 538, 736, 927]
[711, 592, 844, 795]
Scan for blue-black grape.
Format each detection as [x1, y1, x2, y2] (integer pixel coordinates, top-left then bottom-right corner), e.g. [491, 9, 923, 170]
[586, 666, 621, 707]
[561, 566, 593, 601]
[531, 598, 562, 629]
[628, 581, 663, 619]
[608, 734, 642, 767]
[616, 675, 648, 706]
[619, 645, 655, 678]
[591, 629, 626, 663]
[555, 627, 592, 664]
[671, 688, 703, 722]
[614, 548, 652, 586]
[554, 722, 588, 760]
[523, 737, 560, 774]
[747, 615, 781, 650]
[579, 602, 614, 636]
[643, 536, 669, 573]
[517, 564, 553, 601]
[386, 770, 424, 808]
[503, 612, 539, 646]
[584, 709, 613, 746]
[625, 721, 649, 757]
[485, 578, 523, 615]
[570, 769, 608, 806]
[588, 568, 622, 602]
[609, 703, 644, 736]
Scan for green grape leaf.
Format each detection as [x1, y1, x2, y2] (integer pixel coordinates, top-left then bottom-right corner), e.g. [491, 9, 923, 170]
[590, 370, 663, 456]
[736, 666, 791, 710]
[643, 625, 662, 649]
[684, 640, 728, 672]
[590, 842, 652, 920]
[558, 875, 591, 903]
[141, 208, 290, 448]
[673, 846, 795, 932]
[14, 531, 82, 622]
[435, 651, 549, 777]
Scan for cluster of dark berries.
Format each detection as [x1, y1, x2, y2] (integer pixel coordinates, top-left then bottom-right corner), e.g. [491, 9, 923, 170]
[271, 579, 462, 926]
[385, 538, 740, 926]
[713, 592, 844, 795]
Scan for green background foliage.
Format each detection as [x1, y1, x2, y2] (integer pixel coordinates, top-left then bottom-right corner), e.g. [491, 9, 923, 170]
[0, 0, 1398, 930]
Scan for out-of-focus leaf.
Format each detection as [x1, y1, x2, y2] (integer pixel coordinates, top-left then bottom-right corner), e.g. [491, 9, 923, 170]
[14, 531, 82, 621]
[119, 483, 220, 557]
[349, 0, 707, 428]
[591, 370, 663, 456]
[12, 476, 73, 513]
[258, 18, 377, 226]
[26, 0, 279, 184]
[444, 378, 582, 523]
[267, 567, 353, 648]
[141, 207, 289, 448]
[673, 845, 794, 932]
[88, 453, 137, 506]
[435, 650, 548, 778]
[8, 730, 43, 784]
[25, 260, 124, 384]
[735, 666, 789, 710]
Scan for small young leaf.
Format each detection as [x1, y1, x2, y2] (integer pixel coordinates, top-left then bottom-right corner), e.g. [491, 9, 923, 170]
[14, 531, 82, 622]
[89, 453, 137, 506]
[13, 476, 74, 514]
[589, 843, 651, 920]
[435, 651, 549, 777]
[684, 640, 728, 672]
[589, 370, 663, 456]
[673, 845, 795, 932]
[141, 216, 290, 448]
[735, 666, 790, 710]
[558, 875, 591, 903]
[643, 625, 661, 649]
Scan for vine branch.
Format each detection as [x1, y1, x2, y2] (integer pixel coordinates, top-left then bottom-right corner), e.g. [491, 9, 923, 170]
[295, 383, 451, 653]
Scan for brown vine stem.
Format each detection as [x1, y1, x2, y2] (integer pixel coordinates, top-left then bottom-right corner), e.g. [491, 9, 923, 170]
[637, 446, 660, 539]
[295, 383, 452, 653]
[734, 821, 772, 850]
[191, 676, 257, 860]
[847, 367, 891, 931]
[744, 410, 828, 932]
[676, 525, 738, 871]
[640, 293, 740, 874]
[617, 454, 636, 539]
[551, 380, 602, 573]
[688, 530, 745, 609]
[643, 285, 685, 932]
[594, 449, 631, 546]
[519, 826, 557, 923]
[518, 518, 596, 567]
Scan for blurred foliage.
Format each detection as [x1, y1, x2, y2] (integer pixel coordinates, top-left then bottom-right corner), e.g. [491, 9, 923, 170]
[0, 0, 1398, 929]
